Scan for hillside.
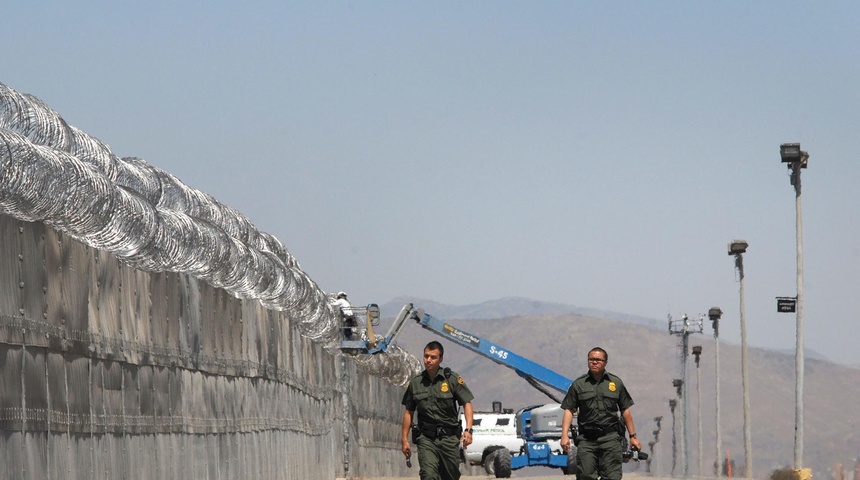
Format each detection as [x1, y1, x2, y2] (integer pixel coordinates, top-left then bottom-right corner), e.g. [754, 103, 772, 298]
[381, 302, 859, 478]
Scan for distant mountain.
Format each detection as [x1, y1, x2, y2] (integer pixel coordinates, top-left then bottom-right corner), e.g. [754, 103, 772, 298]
[380, 296, 662, 328]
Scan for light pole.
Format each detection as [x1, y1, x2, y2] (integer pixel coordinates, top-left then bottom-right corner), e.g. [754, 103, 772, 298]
[709, 307, 723, 477]
[729, 239, 753, 478]
[669, 398, 678, 477]
[668, 313, 703, 477]
[780, 143, 809, 469]
[651, 415, 663, 475]
[692, 345, 703, 477]
[672, 378, 686, 476]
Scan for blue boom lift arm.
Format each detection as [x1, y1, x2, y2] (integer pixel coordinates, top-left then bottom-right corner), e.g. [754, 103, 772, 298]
[409, 306, 572, 402]
[344, 302, 573, 399]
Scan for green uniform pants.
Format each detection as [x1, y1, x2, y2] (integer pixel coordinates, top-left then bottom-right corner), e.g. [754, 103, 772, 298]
[416, 434, 461, 480]
[577, 431, 623, 480]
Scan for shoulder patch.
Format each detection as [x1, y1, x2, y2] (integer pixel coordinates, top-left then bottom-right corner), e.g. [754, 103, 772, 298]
[457, 376, 465, 385]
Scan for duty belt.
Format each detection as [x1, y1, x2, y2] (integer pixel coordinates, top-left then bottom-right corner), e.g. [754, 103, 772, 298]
[579, 423, 618, 440]
[418, 422, 461, 440]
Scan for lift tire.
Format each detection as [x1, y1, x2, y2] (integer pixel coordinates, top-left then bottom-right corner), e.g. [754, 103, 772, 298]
[483, 450, 498, 475]
[562, 446, 578, 476]
[493, 449, 512, 478]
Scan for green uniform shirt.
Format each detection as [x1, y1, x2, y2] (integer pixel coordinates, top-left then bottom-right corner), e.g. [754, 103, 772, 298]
[561, 370, 633, 428]
[402, 368, 474, 426]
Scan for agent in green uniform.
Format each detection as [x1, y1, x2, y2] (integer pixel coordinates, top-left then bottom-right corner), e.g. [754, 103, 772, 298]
[560, 347, 641, 480]
[401, 341, 475, 480]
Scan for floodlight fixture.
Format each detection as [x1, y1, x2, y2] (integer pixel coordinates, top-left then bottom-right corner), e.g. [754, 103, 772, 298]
[708, 307, 723, 321]
[692, 345, 703, 356]
[780, 143, 809, 169]
[728, 240, 748, 256]
[673, 378, 684, 397]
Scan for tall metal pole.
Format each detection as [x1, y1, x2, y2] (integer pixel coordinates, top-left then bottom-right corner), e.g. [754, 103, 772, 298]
[792, 156, 806, 469]
[693, 346, 703, 477]
[680, 333, 689, 477]
[669, 399, 678, 477]
[709, 307, 723, 478]
[730, 242, 753, 478]
[715, 332, 722, 476]
[781, 143, 808, 469]
[793, 162, 805, 469]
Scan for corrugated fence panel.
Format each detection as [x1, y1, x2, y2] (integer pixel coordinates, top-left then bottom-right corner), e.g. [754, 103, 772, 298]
[61, 236, 91, 355]
[93, 249, 120, 360]
[23, 347, 48, 431]
[20, 222, 47, 352]
[0, 217, 410, 479]
[0, 345, 25, 430]
[0, 215, 22, 345]
[66, 355, 90, 434]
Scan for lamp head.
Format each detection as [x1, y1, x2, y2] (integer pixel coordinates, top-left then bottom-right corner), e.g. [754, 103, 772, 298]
[728, 239, 748, 256]
[708, 307, 723, 321]
[781, 143, 809, 169]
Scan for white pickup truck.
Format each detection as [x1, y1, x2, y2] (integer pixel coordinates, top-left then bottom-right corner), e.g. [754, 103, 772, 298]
[460, 410, 523, 475]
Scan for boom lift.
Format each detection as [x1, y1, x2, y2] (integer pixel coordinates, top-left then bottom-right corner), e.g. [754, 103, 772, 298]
[341, 303, 579, 477]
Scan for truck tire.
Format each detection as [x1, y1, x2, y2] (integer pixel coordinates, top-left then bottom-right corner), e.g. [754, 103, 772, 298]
[483, 450, 498, 475]
[562, 446, 578, 476]
[493, 449, 512, 478]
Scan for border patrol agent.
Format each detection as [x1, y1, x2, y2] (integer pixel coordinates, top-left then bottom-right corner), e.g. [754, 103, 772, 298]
[560, 347, 641, 480]
[402, 341, 474, 480]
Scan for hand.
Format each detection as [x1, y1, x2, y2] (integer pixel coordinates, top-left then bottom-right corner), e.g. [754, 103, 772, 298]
[462, 431, 472, 448]
[402, 440, 411, 458]
[630, 437, 642, 452]
[560, 435, 570, 454]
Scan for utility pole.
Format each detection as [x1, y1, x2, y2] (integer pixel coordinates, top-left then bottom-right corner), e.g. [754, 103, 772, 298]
[780, 143, 809, 469]
[668, 313, 703, 477]
[709, 307, 723, 477]
[692, 345, 704, 477]
[729, 240, 753, 478]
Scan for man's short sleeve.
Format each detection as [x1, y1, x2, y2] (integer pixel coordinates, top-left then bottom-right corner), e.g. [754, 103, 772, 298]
[560, 383, 578, 412]
[616, 378, 634, 412]
[402, 380, 416, 410]
[453, 374, 475, 405]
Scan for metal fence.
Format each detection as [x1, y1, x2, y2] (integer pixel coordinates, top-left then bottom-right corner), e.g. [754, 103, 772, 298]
[0, 215, 408, 479]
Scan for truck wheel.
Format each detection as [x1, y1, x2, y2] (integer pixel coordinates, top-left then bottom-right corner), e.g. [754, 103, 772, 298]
[562, 446, 578, 476]
[493, 449, 512, 478]
[483, 450, 498, 475]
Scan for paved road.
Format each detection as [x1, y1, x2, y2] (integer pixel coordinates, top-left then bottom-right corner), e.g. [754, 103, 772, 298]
[363, 474, 678, 480]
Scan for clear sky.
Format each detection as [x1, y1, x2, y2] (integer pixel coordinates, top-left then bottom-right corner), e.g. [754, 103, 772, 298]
[3, 2, 859, 365]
